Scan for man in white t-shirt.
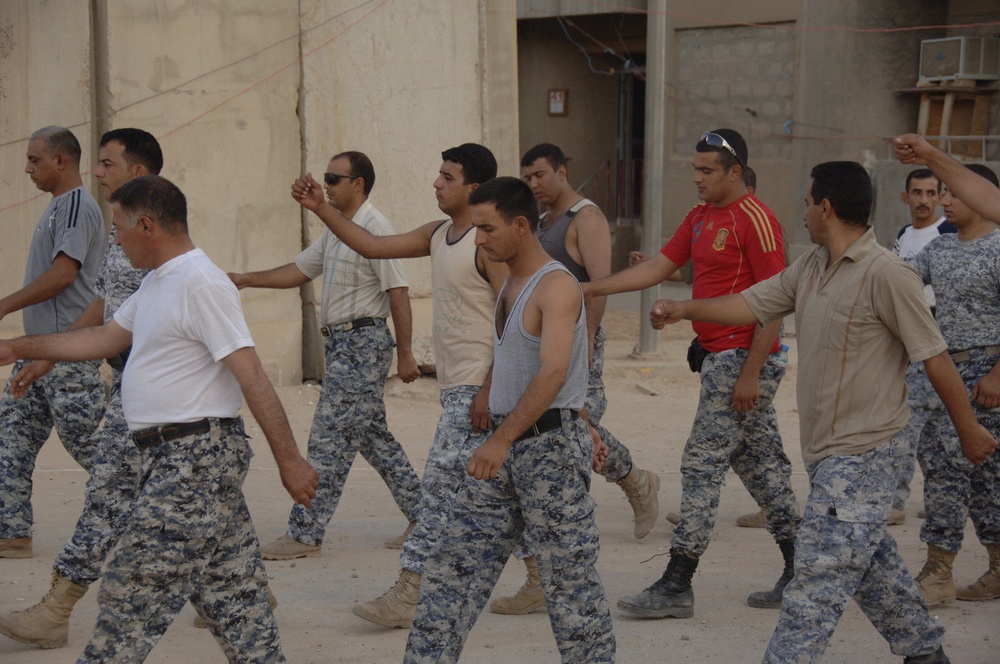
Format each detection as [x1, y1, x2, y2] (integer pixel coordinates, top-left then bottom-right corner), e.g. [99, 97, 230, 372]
[0, 175, 318, 662]
[889, 168, 955, 526]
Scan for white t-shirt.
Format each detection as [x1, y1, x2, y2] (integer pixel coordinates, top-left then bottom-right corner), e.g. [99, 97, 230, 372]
[893, 217, 955, 307]
[114, 248, 254, 430]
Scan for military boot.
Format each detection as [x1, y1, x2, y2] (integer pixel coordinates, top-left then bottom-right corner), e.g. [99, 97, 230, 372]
[352, 568, 422, 628]
[747, 538, 795, 609]
[736, 509, 767, 528]
[616, 465, 661, 539]
[617, 550, 699, 618]
[903, 645, 951, 663]
[956, 542, 1000, 601]
[0, 537, 32, 559]
[914, 544, 957, 606]
[384, 520, 417, 550]
[490, 555, 546, 614]
[0, 571, 87, 649]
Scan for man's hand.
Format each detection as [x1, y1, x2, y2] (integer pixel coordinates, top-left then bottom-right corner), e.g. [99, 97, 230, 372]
[396, 349, 420, 383]
[290, 173, 326, 212]
[731, 372, 762, 412]
[590, 425, 609, 473]
[467, 437, 512, 480]
[278, 456, 319, 508]
[972, 372, 1000, 410]
[10, 360, 55, 399]
[628, 250, 648, 266]
[469, 384, 493, 434]
[894, 134, 932, 165]
[227, 272, 249, 290]
[649, 299, 684, 330]
[958, 423, 999, 466]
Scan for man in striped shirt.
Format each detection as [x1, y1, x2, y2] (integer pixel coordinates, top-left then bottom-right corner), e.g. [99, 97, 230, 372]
[0, 126, 105, 561]
[584, 128, 801, 618]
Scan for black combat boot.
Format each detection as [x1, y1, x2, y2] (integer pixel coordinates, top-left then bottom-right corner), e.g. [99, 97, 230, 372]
[617, 549, 699, 618]
[747, 537, 795, 609]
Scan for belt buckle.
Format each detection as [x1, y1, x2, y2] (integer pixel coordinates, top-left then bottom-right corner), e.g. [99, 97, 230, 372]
[341, 320, 354, 332]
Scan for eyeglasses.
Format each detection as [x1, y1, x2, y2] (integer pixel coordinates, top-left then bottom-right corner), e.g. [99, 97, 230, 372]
[699, 132, 746, 169]
[324, 172, 356, 186]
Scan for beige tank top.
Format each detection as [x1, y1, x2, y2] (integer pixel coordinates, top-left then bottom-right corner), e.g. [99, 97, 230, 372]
[430, 220, 496, 388]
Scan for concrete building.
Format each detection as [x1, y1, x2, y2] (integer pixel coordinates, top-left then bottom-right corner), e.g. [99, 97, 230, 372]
[1, 0, 997, 381]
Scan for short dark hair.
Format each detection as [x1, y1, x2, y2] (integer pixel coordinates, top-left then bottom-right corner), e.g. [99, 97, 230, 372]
[965, 164, 1000, 189]
[109, 175, 187, 234]
[696, 128, 747, 173]
[31, 126, 82, 164]
[809, 161, 872, 227]
[101, 128, 164, 174]
[332, 151, 375, 195]
[440, 144, 498, 185]
[904, 168, 939, 193]
[520, 143, 568, 171]
[743, 166, 757, 192]
[468, 177, 540, 231]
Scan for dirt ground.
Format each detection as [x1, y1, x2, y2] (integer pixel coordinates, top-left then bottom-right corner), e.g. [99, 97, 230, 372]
[1, 296, 996, 663]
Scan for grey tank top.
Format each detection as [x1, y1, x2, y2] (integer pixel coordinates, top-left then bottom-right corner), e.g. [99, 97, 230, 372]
[489, 262, 588, 416]
[536, 198, 595, 283]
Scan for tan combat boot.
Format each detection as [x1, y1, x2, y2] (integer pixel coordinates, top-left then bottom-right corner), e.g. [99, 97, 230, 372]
[617, 465, 661, 539]
[0, 571, 87, 648]
[352, 568, 421, 628]
[914, 544, 957, 606]
[0, 537, 32, 559]
[193, 585, 278, 628]
[384, 520, 417, 549]
[490, 555, 546, 615]
[956, 543, 1000, 601]
[737, 509, 767, 528]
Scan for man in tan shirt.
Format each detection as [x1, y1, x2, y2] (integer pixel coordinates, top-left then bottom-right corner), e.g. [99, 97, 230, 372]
[648, 161, 996, 664]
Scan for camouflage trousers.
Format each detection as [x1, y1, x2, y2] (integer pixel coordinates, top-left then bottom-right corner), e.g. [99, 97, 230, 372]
[287, 321, 421, 546]
[0, 359, 105, 538]
[401, 385, 489, 574]
[672, 348, 799, 557]
[764, 438, 944, 663]
[55, 370, 141, 585]
[590, 327, 632, 483]
[79, 419, 284, 664]
[891, 362, 940, 511]
[919, 348, 1000, 552]
[405, 412, 616, 664]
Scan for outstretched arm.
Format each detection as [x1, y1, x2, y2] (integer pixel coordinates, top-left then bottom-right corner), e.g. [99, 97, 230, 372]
[228, 263, 311, 290]
[583, 251, 679, 299]
[649, 293, 759, 330]
[923, 350, 999, 465]
[290, 172, 436, 259]
[895, 134, 1000, 222]
[222, 347, 319, 506]
[0, 321, 132, 368]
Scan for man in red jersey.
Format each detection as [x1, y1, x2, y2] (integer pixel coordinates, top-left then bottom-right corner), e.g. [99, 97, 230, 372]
[584, 129, 800, 617]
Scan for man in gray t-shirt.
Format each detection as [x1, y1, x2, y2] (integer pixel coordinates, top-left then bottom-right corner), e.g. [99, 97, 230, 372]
[0, 126, 105, 561]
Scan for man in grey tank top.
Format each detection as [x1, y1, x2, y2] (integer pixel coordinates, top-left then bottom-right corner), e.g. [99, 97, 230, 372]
[405, 177, 615, 663]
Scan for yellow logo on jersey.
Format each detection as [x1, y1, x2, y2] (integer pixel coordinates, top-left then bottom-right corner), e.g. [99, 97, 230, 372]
[712, 229, 729, 251]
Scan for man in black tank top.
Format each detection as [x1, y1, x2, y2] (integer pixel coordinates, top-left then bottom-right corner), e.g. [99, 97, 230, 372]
[405, 177, 615, 663]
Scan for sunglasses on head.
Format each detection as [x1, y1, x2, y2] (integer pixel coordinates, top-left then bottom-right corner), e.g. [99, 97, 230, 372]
[324, 172, 355, 186]
[699, 132, 746, 169]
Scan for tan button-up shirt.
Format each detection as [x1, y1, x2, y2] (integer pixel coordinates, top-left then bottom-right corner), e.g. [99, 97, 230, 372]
[742, 228, 946, 463]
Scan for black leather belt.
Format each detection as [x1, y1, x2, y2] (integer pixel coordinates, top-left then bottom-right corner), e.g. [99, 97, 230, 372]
[514, 408, 579, 442]
[320, 317, 378, 336]
[106, 347, 132, 373]
[131, 417, 239, 449]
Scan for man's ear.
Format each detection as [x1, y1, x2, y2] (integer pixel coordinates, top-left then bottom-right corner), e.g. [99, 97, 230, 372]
[900, 191, 909, 205]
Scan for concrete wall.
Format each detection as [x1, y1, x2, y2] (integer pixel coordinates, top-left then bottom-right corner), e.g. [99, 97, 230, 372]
[0, 0, 518, 385]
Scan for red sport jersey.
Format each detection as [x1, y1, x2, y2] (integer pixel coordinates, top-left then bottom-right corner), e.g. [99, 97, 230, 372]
[661, 194, 785, 353]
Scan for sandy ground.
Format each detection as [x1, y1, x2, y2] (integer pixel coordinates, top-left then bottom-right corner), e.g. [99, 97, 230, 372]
[1, 295, 997, 663]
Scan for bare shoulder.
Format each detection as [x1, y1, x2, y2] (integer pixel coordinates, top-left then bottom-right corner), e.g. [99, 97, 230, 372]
[572, 204, 610, 232]
[536, 269, 583, 306]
